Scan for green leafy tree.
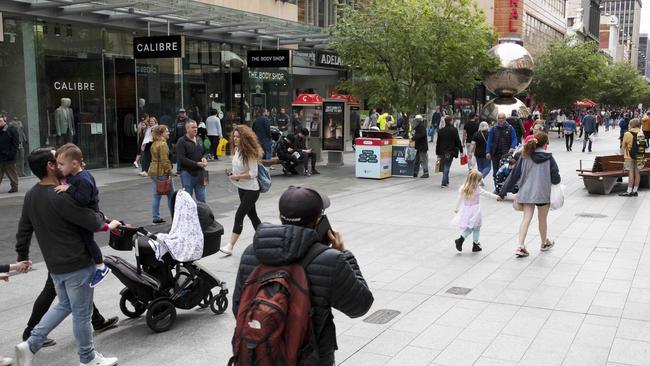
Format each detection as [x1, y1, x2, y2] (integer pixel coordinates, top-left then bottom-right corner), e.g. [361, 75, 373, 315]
[529, 38, 606, 110]
[328, 0, 498, 114]
[590, 62, 650, 108]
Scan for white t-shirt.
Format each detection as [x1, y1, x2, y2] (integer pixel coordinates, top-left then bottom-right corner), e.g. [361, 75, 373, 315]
[231, 149, 259, 191]
[206, 115, 222, 137]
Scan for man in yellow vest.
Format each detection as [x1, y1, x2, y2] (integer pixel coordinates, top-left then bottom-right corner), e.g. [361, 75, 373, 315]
[377, 111, 393, 131]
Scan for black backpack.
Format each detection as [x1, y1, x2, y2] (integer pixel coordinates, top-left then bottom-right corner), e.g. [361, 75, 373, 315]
[629, 131, 647, 161]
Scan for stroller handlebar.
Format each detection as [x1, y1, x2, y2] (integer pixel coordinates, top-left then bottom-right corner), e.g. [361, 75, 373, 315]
[116, 225, 157, 240]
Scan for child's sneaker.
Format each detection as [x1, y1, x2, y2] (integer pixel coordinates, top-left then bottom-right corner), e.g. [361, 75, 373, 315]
[472, 242, 482, 252]
[455, 236, 465, 252]
[90, 267, 111, 288]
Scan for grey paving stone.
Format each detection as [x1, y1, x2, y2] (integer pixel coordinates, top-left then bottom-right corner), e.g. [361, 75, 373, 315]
[482, 334, 533, 362]
[607, 338, 650, 365]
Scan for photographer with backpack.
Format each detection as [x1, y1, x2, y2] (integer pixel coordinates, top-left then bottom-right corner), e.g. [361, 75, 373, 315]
[619, 118, 647, 197]
[230, 185, 374, 366]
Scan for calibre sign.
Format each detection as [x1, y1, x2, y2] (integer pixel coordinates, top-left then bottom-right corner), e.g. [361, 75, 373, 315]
[133, 36, 183, 59]
[509, 0, 519, 32]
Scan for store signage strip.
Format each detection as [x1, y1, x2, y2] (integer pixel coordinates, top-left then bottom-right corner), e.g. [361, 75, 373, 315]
[134, 35, 183, 59]
[247, 50, 291, 68]
[509, 0, 519, 32]
[315, 51, 343, 68]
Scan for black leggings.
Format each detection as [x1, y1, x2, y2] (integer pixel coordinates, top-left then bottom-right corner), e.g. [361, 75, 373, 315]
[23, 274, 106, 340]
[233, 188, 261, 235]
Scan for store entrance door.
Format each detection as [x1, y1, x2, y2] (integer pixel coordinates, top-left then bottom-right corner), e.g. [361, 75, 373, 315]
[105, 57, 137, 167]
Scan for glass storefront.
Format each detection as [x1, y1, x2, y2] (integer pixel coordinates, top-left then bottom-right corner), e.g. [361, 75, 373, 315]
[0, 15, 342, 173]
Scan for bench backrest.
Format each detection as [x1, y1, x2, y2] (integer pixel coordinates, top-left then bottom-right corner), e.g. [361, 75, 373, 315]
[592, 155, 623, 172]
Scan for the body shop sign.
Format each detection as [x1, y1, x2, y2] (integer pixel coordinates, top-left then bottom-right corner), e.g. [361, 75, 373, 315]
[133, 35, 183, 59]
[247, 50, 291, 68]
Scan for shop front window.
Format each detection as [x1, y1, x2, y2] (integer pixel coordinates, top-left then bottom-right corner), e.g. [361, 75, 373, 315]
[36, 21, 107, 169]
[0, 16, 31, 176]
[248, 68, 292, 130]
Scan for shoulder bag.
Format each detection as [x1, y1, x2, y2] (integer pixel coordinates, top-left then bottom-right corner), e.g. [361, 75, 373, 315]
[155, 155, 172, 195]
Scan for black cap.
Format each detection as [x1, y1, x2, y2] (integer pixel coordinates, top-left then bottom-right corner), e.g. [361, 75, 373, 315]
[279, 186, 330, 226]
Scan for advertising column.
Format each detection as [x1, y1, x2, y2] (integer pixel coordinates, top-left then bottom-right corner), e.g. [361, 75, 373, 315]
[322, 99, 347, 166]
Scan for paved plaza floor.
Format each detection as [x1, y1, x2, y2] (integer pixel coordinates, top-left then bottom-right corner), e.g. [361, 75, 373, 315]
[2, 128, 650, 365]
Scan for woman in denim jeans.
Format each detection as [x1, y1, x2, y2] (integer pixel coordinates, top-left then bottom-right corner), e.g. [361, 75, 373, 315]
[148, 125, 175, 225]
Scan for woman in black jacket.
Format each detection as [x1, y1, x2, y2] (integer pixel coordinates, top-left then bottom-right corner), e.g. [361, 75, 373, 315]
[435, 116, 464, 187]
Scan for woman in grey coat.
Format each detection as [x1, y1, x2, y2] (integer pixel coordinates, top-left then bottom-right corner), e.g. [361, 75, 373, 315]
[499, 132, 561, 257]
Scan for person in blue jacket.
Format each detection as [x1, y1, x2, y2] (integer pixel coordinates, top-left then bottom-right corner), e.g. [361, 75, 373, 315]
[486, 112, 517, 188]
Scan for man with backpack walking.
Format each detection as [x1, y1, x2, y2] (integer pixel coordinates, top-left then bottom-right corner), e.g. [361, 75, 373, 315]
[619, 118, 646, 197]
[230, 186, 374, 366]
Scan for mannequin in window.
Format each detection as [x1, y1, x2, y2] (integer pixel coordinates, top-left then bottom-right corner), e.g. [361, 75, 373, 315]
[54, 98, 74, 144]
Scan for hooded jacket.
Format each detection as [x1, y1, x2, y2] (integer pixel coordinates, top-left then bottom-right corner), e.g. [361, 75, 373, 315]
[232, 223, 374, 365]
[411, 120, 428, 152]
[499, 149, 561, 203]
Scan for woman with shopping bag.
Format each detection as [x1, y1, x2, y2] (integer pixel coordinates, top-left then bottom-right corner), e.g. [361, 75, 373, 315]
[498, 132, 561, 258]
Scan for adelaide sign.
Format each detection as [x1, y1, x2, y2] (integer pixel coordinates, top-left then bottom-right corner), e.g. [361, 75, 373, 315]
[315, 51, 343, 68]
[247, 50, 291, 68]
[133, 35, 183, 59]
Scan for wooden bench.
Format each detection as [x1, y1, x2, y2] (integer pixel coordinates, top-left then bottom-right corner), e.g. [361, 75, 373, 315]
[577, 154, 650, 194]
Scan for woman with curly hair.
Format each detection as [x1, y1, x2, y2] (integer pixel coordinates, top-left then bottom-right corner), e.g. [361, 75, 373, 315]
[220, 125, 264, 256]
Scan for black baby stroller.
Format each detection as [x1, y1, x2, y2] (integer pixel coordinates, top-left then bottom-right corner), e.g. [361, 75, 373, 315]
[104, 191, 228, 333]
[494, 154, 519, 194]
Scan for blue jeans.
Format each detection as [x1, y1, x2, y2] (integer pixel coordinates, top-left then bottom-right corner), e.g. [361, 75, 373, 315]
[180, 170, 206, 203]
[475, 157, 491, 179]
[262, 139, 272, 160]
[441, 157, 453, 186]
[151, 176, 175, 220]
[28, 265, 95, 363]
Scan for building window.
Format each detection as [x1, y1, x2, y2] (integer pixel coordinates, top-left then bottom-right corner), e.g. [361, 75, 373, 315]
[523, 13, 564, 53]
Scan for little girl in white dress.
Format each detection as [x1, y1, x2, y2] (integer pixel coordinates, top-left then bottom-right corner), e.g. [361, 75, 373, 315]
[452, 169, 499, 252]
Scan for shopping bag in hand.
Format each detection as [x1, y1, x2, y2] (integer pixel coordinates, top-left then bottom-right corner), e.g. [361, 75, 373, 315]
[460, 154, 468, 166]
[216, 138, 228, 157]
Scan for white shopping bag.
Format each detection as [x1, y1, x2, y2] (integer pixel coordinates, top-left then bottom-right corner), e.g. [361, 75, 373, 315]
[550, 184, 565, 210]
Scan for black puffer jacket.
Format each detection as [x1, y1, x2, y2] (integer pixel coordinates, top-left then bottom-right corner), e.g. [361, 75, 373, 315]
[232, 223, 374, 365]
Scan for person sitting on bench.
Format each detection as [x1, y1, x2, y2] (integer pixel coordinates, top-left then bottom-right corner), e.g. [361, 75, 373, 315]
[296, 128, 320, 176]
[276, 134, 304, 175]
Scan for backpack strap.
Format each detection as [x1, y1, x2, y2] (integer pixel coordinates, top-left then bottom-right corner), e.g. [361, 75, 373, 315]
[300, 243, 329, 268]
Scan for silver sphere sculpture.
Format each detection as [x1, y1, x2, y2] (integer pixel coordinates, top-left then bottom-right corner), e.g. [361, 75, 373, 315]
[483, 43, 534, 97]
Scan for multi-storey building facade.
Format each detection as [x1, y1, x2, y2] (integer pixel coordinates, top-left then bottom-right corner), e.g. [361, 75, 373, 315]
[638, 34, 648, 76]
[566, 0, 601, 42]
[601, 0, 643, 66]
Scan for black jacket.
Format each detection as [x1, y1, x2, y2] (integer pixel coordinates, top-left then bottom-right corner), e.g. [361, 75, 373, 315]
[507, 117, 525, 143]
[0, 124, 19, 163]
[435, 125, 463, 158]
[276, 138, 295, 161]
[232, 224, 374, 364]
[175, 136, 205, 175]
[411, 122, 428, 152]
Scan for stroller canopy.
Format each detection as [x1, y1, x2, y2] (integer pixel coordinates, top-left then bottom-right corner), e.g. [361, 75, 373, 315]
[151, 190, 204, 262]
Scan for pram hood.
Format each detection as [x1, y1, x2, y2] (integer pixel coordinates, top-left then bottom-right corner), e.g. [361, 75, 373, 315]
[151, 190, 204, 262]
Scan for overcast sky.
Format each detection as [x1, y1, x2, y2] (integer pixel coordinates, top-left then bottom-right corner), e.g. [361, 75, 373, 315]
[642, 0, 650, 34]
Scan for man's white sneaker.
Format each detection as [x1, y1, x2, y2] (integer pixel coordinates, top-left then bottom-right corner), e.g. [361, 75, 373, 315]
[80, 352, 118, 366]
[15, 341, 33, 366]
[219, 243, 233, 256]
[1, 357, 14, 366]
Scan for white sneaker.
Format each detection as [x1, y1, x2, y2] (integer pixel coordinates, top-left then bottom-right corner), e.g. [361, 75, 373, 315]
[219, 243, 233, 256]
[1, 357, 13, 366]
[15, 342, 33, 366]
[138, 171, 147, 177]
[80, 352, 118, 366]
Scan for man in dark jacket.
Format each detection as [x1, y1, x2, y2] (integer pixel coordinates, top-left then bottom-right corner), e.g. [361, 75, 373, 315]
[232, 186, 373, 366]
[276, 134, 303, 175]
[581, 110, 597, 152]
[14, 148, 121, 366]
[507, 110, 525, 144]
[486, 112, 517, 186]
[0, 114, 19, 193]
[411, 115, 429, 178]
[176, 121, 207, 203]
[435, 116, 463, 187]
[297, 128, 320, 176]
[430, 107, 441, 142]
[253, 108, 272, 159]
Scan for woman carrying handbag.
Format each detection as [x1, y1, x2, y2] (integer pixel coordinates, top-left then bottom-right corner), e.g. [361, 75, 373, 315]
[148, 125, 175, 225]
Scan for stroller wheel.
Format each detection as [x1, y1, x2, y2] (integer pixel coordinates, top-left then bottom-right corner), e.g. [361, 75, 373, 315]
[210, 293, 228, 315]
[199, 291, 213, 309]
[146, 299, 177, 333]
[119, 289, 146, 318]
